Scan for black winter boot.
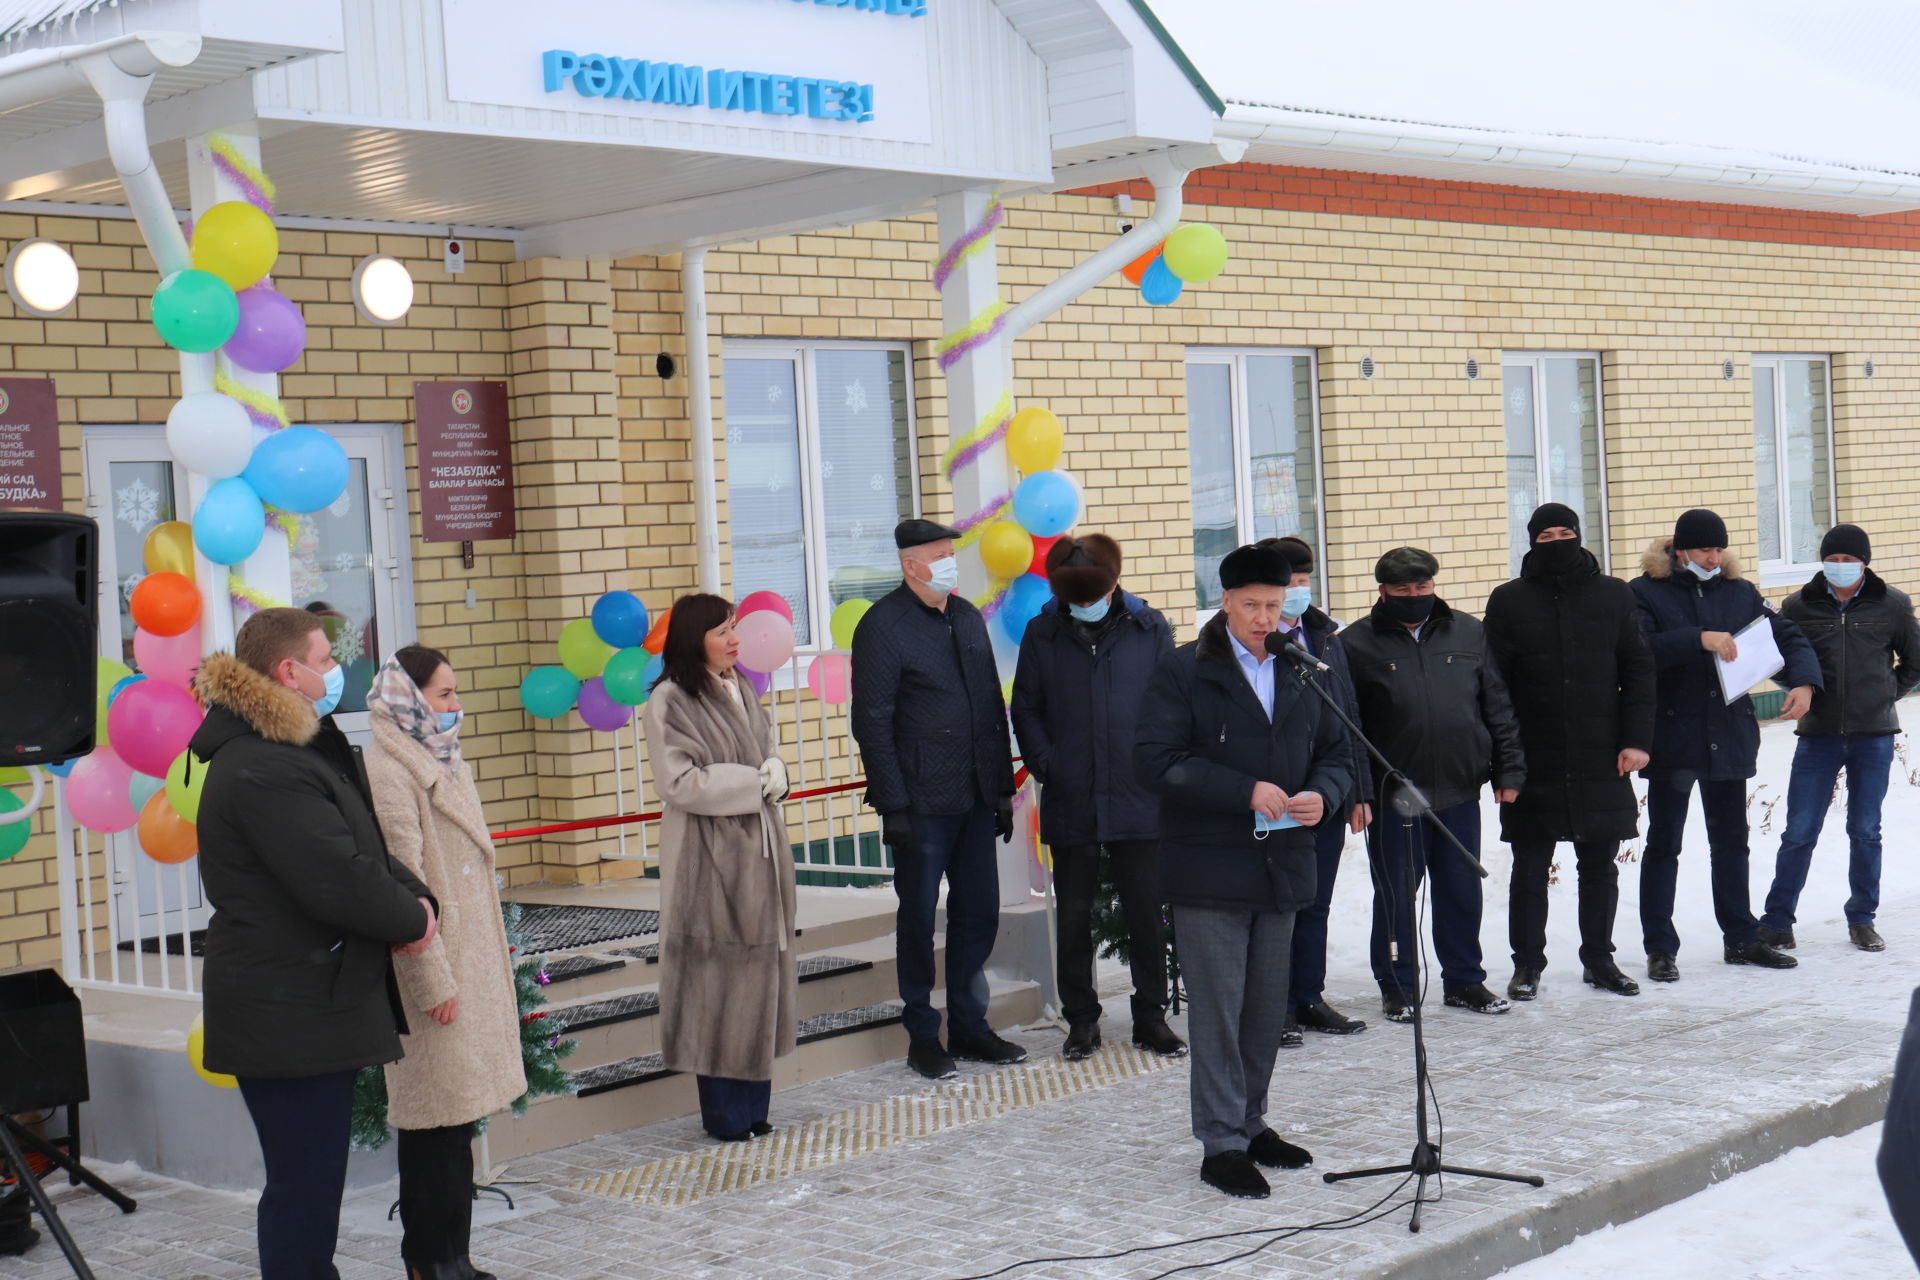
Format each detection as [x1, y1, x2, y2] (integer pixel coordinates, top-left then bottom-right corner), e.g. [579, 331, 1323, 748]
[0, 1187, 37, 1257]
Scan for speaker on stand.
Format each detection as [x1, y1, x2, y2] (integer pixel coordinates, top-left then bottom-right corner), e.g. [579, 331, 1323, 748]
[0, 511, 99, 766]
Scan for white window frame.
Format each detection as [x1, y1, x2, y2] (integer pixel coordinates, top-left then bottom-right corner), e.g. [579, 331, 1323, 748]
[1751, 353, 1838, 588]
[1184, 346, 1326, 627]
[1500, 350, 1610, 575]
[721, 339, 920, 664]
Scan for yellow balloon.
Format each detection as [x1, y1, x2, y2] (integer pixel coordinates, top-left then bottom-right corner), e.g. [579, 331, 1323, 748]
[186, 1013, 238, 1089]
[143, 521, 195, 577]
[190, 201, 279, 292]
[979, 521, 1034, 581]
[1007, 407, 1064, 474]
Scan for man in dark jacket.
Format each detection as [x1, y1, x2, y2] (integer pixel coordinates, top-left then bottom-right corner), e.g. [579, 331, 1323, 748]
[192, 608, 436, 1280]
[1262, 536, 1371, 1044]
[851, 518, 1023, 1081]
[1630, 508, 1820, 981]
[1010, 534, 1185, 1062]
[1760, 523, 1920, 953]
[1341, 547, 1525, 1020]
[1484, 504, 1655, 1002]
[1136, 543, 1352, 1199]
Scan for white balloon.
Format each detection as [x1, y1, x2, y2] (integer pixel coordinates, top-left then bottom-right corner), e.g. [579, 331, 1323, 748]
[165, 392, 255, 479]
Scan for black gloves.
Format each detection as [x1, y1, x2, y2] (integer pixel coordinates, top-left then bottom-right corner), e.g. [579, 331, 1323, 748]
[881, 811, 918, 855]
[994, 797, 1014, 843]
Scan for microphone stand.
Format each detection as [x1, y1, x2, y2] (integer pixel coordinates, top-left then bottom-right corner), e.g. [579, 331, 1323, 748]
[1269, 638, 1543, 1232]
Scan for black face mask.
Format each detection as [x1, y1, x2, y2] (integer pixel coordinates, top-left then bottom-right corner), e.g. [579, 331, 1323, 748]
[1380, 593, 1435, 626]
[1530, 539, 1585, 573]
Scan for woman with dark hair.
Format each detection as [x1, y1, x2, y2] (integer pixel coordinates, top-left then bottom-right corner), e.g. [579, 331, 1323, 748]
[365, 644, 524, 1280]
[642, 594, 797, 1141]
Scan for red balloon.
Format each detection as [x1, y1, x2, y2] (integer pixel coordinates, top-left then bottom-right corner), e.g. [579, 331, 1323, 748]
[107, 680, 203, 778]
[737, 590, 793, 623]
[1121, 243, 1165, 286]
[1027, 535, 1062, 579]
[129, 572, 201, 637]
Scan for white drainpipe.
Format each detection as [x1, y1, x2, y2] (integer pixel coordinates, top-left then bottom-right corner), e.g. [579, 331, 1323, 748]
[682, 246, 721, 595]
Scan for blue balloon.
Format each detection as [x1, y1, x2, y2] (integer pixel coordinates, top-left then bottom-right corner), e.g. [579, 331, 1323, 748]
[243, 426, 349, 514]
[46, 759, 76, 778]
[193, 476, 267, 565]
[997, 574, 1052, 644]
[591, 591, 649, 649]
[1140, 256, 1184, 306]
[108, 674, 147, 706]
[1012, 470, 1080, 539]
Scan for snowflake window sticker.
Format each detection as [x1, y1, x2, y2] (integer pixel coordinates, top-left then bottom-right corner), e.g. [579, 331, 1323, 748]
[331, 622, 364, 667]
[333, 551, 357, 573]
[115, 476, 159, 532]
[869, 473, 885, 492]
[766, 383, 783, 404]
[822, 460, 835, 479]
[120, 572, 144, 605]
[844, 379, 868, 414]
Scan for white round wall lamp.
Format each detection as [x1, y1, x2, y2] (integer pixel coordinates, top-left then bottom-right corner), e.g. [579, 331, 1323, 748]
[352, 254, 415, 325]
[4, 239, 80, 318]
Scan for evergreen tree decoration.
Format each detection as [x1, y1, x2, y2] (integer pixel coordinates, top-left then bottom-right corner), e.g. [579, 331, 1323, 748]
[349, 901, 579, 1152]
[1084, 860, 1183, 1010]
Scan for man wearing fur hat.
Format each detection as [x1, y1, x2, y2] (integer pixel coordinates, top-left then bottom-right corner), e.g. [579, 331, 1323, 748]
[1011, 533, 1186, 1062]
[1629, 508, 1820, 981]
[191, 608, 438, 1280]
[1135, 544, 1353, 1199]
[1759, 523, 1920, 953]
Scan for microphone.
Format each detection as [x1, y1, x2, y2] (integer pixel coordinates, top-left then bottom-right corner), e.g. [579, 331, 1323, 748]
[1265, 630, 1330, 672]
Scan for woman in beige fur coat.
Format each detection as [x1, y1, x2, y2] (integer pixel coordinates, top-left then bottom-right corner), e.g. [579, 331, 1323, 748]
[365, 645, 524, 1280]
[643, 594, 797, 1142]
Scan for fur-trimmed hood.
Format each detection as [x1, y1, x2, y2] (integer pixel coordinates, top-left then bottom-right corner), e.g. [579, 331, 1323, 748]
[1640, 538, 1744, 582]
[192, 651, 319, 748]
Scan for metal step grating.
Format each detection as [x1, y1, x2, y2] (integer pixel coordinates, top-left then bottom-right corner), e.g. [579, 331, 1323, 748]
[507, 904, 659, 955]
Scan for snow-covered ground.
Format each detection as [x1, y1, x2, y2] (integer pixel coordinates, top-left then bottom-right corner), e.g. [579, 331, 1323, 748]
[1499, 1123, 1908, 1278]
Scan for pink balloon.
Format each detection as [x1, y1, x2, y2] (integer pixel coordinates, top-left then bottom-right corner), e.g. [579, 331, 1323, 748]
[107, 680, 203, 777]
[806, 654, 852, 705]
[68, 745, 138, 833]
[134, 624, 202, 688]
[223, 285, 306, 373]
[576, 676, 632, 733]
[737, 665, 772, 699]
[736, 590, 794, 623]
[735, 611, 795, 673]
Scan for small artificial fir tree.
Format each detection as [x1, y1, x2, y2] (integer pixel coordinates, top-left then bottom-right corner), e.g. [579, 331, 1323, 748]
[351, 901, 578, 1152]
[1084, 860, 1182, 1011]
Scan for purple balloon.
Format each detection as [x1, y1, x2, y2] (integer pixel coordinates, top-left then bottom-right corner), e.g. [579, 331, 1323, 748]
[576, 676, 632, 732]
[223, 285, 307, 373]
[737, 664, 772, 699]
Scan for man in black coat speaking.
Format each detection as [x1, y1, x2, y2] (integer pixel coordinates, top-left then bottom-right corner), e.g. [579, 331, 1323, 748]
[1136, 544, 1353, 1200]
[851, 518, 1024, 1082]
[1484, 504, 1655, 1002]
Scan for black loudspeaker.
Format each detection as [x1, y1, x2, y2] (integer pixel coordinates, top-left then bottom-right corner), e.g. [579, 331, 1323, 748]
[0, 968, 88, 1112]
[0, 511, 98, 765]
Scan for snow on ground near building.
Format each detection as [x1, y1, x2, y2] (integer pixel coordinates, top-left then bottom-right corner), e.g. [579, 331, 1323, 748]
[1499, 1124, 1907, 1278]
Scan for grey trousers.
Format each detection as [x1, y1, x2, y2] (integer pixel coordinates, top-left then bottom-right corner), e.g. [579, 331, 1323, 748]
[1173, 903, 1296, 1156]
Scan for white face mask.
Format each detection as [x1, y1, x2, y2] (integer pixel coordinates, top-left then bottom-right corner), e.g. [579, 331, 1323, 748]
[1684, 559, 1721, 581]
[924, 555, 959, 595]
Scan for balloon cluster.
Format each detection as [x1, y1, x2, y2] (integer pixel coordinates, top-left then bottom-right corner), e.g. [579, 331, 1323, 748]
[977, 407, 1080, 647]
[1120, 222, 1231, 307]
[61, 649, 209, 862]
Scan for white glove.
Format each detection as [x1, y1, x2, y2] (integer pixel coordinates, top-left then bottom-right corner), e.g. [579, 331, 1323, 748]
[758, 754, 789, 801]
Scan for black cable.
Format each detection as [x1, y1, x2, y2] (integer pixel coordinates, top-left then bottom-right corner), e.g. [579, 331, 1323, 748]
[1132, 1181, 1420, 1280]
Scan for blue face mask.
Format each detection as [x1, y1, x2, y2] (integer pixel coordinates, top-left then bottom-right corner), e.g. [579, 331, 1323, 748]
[1683, 559, 1721, 581]
[436, 710, 463, 733]
[1068, 596, 1111, 623]
[297, 660, 346, 718]
[1822, 561, 1865, 589]
[1282, 585, 1312, 619]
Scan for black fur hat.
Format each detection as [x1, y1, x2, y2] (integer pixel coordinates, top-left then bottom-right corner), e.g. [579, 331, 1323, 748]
[1046, 533, 1121, 604]
[1219, 544, 1289, 591]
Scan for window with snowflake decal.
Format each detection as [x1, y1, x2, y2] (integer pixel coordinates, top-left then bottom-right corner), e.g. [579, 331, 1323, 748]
[1501, 353, 1607, 575]
[106, 462, 177, 664]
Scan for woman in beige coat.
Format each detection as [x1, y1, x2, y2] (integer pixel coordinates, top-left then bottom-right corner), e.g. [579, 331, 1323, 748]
[366, 646, 525, 1280]
[643, 594, 797, 1141]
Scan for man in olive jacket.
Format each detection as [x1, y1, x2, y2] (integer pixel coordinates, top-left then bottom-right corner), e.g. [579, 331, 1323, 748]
[1761, 523, 1920, 953]
[1135, 544, 1353, 1200]
[192, 608, 436, 1280]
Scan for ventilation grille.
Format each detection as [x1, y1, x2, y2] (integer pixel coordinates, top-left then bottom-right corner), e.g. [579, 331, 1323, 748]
[1360, 355, 1376, 380]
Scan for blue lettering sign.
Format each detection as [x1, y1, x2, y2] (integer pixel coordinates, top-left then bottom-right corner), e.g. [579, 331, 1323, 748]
[789, 0, 925, 14]
[543, 49, 875, 124]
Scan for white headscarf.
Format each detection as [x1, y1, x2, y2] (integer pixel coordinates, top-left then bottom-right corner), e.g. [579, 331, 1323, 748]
[364, 656, 463, 773]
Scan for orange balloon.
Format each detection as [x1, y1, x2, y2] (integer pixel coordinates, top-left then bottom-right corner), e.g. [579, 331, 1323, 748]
[1121, 242, 1165, 286]
[640, 610, 671, 656]
[129, 572, 201, 638]
[137, 789, 198, 864]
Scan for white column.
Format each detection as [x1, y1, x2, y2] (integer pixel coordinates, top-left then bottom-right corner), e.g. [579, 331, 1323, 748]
[933, 189, 1013, 603]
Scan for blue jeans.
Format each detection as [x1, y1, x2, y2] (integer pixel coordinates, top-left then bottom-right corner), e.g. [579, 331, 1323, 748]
[1640, 776, 1756, 954]
[1367, 801, 1485, 993]
[1288, 817, 1348, 1010]
[894, 807, 999, 1042]
[1762, 733, 1894, 931]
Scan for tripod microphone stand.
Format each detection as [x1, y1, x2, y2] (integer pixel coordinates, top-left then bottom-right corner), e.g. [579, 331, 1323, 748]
[1265, 635, 1543, 1232]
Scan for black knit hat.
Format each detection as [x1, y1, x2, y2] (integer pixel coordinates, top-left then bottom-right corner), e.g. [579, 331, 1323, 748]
[1819, 523, 1871, 563]
[1046, 533, 1121, 604]
[1219, 544, 1289, 591]
[1527, 502, 1581, 543]
[1673, 508, 1729, 551]
[1374, 546, 1439, 585]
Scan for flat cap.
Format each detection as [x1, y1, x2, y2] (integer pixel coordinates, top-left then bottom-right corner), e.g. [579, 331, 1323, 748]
[1374, 546, 1440, 584]
[894, 517, 962, 549]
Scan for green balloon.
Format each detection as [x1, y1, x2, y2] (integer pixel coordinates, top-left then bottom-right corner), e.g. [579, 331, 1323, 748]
[97, 657, 133, 744]
[1162, 223, 1229, 284]
[830, 598, 872, 650]
[152, 269, 240, 353]
[0, 791, 26, 862]
[557, 617, 614, 680]
[165, 749, 210, 824]
[601, 646, 654, 707]
[520, 666, 582, 719]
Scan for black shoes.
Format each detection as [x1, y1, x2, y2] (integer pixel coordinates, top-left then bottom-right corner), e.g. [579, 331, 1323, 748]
[1852, 924, 1887, 952]
[1132, 1018, 1189, 1058]
[1279, 1013, 1303, 1049]
[0, 1189, 35, 1258]
[1507, 967, 1543, 1002]
[1200, 1150, 1270, 1199]
[1647, 952, 1680, 982]
[749, 1120, 775, 1137]
[1443, 983, 1511, 1015]
[1296, 1002, 1368, 1035]
[1725, 941, 1798, 969]
[907, 1036, 958, 1079]
[1062, 1023, 1101, 1061]
[1380, 989, 1416, 1023]
[949, 1029, 1029, 1065]
[1247, 1128, 1312, 1170]
[1581, 964, 1640, 996]
[1757, 925, 1796, 950]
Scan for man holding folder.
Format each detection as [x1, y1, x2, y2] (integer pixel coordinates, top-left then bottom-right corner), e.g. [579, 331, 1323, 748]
[1629, 509, 1821, 981]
